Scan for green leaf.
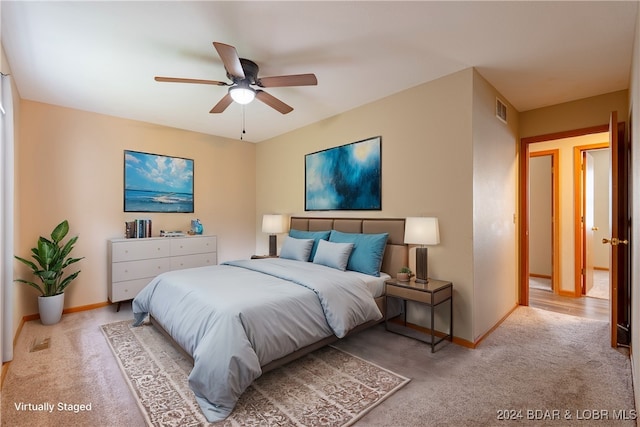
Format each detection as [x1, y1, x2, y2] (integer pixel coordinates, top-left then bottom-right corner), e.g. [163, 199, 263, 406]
[36, 239, 56, 270]
[58, 271, 81, 293]
[51, 220, 69, 244]
[62, 256, 83, 269]
[14, 255, 38, 272]
[13, 279, 45, 296]
[58, 236, 78, 260]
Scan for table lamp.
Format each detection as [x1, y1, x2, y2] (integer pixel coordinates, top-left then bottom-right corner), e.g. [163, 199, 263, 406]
[404, 217, 440, 283]
[262, 214, 285, 256]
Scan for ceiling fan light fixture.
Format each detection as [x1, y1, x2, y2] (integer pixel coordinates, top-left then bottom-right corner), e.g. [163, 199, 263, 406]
[229, 85, 256, 105]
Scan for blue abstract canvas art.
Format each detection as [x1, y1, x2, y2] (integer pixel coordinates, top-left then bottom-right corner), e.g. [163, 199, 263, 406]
[305, 136, 381, 211]
[124, 150, 194, 213]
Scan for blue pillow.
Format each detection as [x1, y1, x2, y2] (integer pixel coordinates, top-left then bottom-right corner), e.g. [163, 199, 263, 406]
[289, 229, 331, 261]
[312, 239, 354, 271]
[328, 230, 389, 276]
[279, 236, 314, 262]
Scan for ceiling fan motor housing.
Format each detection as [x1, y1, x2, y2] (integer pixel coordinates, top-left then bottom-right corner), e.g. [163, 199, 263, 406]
[228, 58, 260, 86]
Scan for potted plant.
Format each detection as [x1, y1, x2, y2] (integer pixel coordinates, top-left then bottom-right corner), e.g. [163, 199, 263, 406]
[14, 220, 83, 325]
[397, 267, 413, 282]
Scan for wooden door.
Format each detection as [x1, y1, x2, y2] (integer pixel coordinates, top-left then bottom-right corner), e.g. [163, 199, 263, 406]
[605, 111, 630, 347]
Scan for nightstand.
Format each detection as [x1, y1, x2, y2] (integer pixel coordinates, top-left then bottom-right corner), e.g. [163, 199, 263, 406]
[385, 278, 453, 352]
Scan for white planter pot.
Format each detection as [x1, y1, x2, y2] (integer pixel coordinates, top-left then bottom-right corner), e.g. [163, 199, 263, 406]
[38, 293, 65, 325]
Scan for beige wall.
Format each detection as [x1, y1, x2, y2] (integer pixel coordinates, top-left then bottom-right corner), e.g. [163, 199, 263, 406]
[529, 155, 552, 276]
[520, 90, 628, 138]
[13, 101, 257, 329]
[471, 70, 519, 339]
[591, 149, 611, 269]
[257, 68, 519, 343]
[2, 44, 21, 362]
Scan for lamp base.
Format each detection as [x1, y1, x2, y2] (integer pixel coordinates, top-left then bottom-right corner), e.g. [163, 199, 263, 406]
[415, 246, 428, 283]
[268, 235, 277, 257]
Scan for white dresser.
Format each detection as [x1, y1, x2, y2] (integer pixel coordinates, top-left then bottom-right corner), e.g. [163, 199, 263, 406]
[108, 235, 217, 309]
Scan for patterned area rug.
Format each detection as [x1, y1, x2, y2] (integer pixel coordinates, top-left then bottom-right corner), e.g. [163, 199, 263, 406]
[101, 320, 410, 426]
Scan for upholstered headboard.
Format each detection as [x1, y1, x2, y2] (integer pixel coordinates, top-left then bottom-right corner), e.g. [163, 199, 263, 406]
[289, 217, 407, 276]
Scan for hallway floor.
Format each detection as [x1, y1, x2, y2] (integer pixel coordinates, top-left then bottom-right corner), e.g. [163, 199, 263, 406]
[528, 276, 609, 322]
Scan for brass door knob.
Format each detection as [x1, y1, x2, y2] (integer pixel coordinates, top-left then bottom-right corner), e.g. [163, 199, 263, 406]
[592, 226, 599, 231]
[602, 237, 629, 246]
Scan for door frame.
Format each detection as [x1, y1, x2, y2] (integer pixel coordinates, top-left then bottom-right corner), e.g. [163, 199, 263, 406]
[519, 124, 609, 306]
[573, 143, 610, 297]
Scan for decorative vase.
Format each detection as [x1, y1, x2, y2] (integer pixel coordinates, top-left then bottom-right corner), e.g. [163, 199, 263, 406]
[38, 293, 65, 325]
[397, 273, 410, 282]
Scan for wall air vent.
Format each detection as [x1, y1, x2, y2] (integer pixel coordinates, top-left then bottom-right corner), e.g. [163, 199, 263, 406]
[496, 98, 507, 123]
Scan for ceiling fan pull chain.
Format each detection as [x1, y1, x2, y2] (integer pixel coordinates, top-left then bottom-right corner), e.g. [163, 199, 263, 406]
[240, 105, 246, 140]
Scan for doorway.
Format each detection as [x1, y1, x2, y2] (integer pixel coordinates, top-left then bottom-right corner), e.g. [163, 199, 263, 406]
[519, 126, 611, 306]
[520, 119, 630, 347]
[575, 145, 611, 301]
[528, 150, 559, 295]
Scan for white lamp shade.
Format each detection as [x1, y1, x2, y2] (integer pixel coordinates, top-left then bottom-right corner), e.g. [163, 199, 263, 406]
[262, 214, 285, 234]
[404, 217, 440, 245]
[229, 86, 256, 104]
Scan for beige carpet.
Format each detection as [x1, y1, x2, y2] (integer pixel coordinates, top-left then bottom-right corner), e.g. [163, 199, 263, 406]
[336, 307, 636, 426]
[2, 303, 635, 426]
[101, 320, 410, 426]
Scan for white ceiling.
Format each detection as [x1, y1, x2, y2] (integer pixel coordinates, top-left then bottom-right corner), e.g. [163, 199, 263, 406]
[1, 1, 638, 143]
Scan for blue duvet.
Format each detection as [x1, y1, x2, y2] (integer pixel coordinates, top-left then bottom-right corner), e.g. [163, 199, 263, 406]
[132, 258, 382, 422]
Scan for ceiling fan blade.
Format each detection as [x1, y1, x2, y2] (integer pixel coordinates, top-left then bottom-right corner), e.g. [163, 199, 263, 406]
[258, 73, 318, 88]
[255, 90, 293, 114]
[155, 76, 228, 86]
[210, 93, 233, 113]
[213, 42, 245, 79]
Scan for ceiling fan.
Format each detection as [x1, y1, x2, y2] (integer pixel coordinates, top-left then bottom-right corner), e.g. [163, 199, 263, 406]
[155, 42, 318, 115]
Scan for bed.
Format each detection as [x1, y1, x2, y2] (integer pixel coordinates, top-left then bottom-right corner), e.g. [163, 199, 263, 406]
[132, 217, 407, 422]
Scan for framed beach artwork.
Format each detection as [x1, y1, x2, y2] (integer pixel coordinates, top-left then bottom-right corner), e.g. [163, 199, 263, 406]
[305, 136, 381, 211]
[124, 150, 194, 213]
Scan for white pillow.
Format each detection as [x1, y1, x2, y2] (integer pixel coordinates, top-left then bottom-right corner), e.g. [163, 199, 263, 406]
[279, 236, 314, 262]
[312, 239, 354, 271]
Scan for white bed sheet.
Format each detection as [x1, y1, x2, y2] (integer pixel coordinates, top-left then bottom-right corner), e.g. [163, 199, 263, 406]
[343, 270, 390, 298]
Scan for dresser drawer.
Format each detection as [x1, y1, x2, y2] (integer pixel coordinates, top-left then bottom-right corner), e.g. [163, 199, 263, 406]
[111, 239, 170, 262]
[170, 252, 217, 270]
[112, 258, 171, 282]
[170, 236, 217, 256]
[110, 278, 153, 302]
[108, 235, 217, 308]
